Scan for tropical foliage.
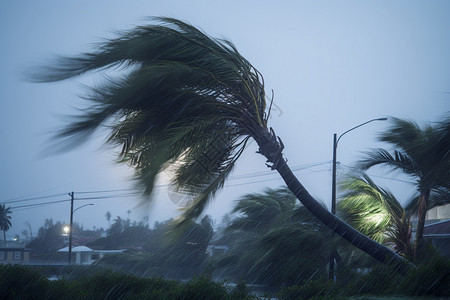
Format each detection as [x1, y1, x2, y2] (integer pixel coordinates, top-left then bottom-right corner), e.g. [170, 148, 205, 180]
[338, 173, 413, 258]
[213, 187, 371, 286]
[31, 17, 409, 269]
[359, 116, 450, 259]
[95, 216, 214, 279]
[0, 264, 256, 300]
[0, 204, 12, 243]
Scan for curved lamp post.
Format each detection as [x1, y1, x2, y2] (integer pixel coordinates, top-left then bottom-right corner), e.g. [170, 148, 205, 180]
[68, 191, 94, 265]
[329, 117, 387, 280]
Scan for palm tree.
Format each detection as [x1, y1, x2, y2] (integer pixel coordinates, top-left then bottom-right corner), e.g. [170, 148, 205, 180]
[105, 211, 111, 227]
[219, 187, 374, 285]
[338, 173, 413, 258]
[227, 187, 297, 234]
[31, 17, 410, 271]
[216, 187, 338, 285]
[0, 204, 12, 243]
[359, 117, 450, 259]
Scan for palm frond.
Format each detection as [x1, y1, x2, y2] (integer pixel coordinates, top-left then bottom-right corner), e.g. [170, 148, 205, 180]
[338, 173, 402, 244]
[359, 149, 417, 176]
[227, 187, 297, 232]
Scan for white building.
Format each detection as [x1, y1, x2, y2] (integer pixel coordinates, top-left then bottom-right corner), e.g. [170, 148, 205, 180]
[58, 246, 125, 265]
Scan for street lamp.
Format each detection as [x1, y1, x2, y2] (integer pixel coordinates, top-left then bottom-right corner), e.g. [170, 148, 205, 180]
[67, 191, 94, 265]
[329, 117, 387, 280]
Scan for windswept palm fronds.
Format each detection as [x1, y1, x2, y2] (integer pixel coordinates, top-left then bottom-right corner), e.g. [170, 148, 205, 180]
[359, 116, 450, 259]
[31, 17, 268, 221]
[338, 173, 413, 257]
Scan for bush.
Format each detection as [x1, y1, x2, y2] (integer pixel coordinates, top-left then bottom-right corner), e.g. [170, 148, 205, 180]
[279, 279, 340, 300]
[398, 254, 450, 297]
[0, 264, 50, 299]
[0, 265, 254, 299]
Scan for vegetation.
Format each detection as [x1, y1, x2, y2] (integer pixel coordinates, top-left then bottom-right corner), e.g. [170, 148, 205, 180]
[26, 218, 104, 261]
[338, 173, 413, 258]
[0, 264, 257, 300]
[31, 17, 410, 270]
[213, 187, 343, 286]
[359, 116, 450, 260]
[1, 250, 449, 299]
[95, 216, 214, 280]
[0, 204, 12, 242]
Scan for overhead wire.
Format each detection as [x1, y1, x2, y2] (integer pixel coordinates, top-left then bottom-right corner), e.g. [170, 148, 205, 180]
[5, 160, 338, 211]
[1, 193, 68, 205]
[338, 162, 415, 184]
[10, 199, 70, 211]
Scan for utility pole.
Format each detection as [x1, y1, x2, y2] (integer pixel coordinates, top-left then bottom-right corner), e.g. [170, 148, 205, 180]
[68, 191, 74, 265]
[329, 118, 387, 282]
[329, 133, 337, 281]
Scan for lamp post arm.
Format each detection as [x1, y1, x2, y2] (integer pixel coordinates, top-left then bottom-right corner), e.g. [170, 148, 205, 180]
[336, 118, 388, 147]
[73, 203, 94, 213]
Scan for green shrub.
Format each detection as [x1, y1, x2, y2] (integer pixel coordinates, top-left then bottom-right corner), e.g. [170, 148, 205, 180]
[398, 254, 450, 297]
[279, 279, 340, 300]
[0, 265, 254, 299]
[0, 264, 50, 299]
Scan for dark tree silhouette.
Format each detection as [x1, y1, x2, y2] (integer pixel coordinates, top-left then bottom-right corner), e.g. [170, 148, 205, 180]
[0, 204, 12, 243]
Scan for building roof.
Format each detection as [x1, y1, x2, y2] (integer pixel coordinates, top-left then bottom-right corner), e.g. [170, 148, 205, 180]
[423, 219, 450, 237]
[58, 246, 126, 253]
[58, 246, 93, 252]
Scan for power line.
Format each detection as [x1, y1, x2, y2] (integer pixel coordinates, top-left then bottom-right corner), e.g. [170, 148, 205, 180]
[75, 188, 136, 194]
[75, 193, 140, 201]
[10, 199, 70, 211]
[5, 160, 335, 211]
[337, 162, 415, 184]
[1, 193, 68, 205]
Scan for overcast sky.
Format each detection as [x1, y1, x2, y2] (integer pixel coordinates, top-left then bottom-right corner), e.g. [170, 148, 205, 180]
[1, 1, 449, 239]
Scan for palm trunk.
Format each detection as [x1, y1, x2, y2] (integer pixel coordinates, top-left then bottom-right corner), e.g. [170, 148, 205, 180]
[254, 129, 413, 274]
[414, 189, 430, 260]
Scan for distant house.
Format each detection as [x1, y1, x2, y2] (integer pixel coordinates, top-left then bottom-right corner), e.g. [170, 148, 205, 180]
[0, 241, 30, 265]
[58, 246, 125, 265]
[206, 245, 229, 256]
[423, 219, 450, 257]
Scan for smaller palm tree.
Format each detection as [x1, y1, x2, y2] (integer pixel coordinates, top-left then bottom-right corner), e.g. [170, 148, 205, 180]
[0, 204, 12, 243]
[359, 116, 450, 259]
[217, 187, 339, 286]
[338, 173, 413, 258]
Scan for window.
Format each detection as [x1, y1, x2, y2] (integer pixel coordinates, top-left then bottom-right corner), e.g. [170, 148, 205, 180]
[0, 251, 4, 260]
[14, 252, 21, 260]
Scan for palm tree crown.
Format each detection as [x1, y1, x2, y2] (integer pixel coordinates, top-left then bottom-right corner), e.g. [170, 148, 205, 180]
[32, 17, 270, 221]
[0, 204, 12, 243]
[338, 173, 413, 257]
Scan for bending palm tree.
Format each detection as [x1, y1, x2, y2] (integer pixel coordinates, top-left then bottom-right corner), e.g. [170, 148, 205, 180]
[0, 204, 12, 243]
[31, 18, 410, 271]
[359, 117, 450, 259]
